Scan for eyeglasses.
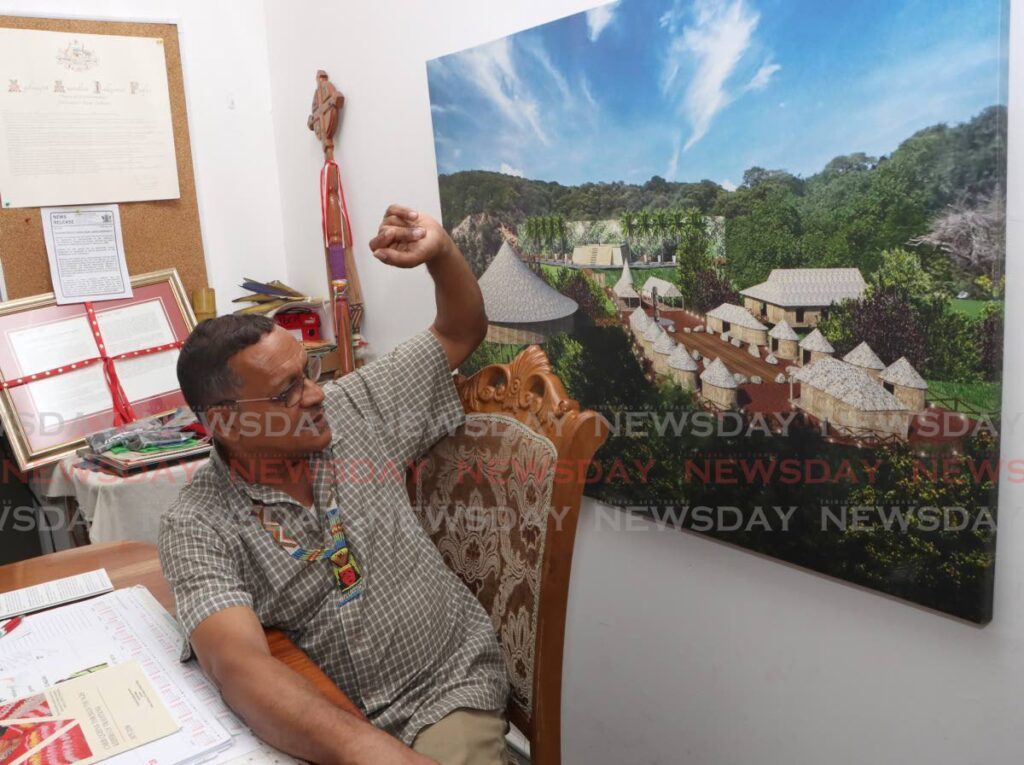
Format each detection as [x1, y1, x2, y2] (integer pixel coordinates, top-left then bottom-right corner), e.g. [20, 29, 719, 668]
[211, 356, 322, 410]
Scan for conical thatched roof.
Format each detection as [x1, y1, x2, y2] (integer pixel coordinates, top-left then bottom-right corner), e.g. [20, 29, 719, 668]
[629, 306, 650, 331]
[668, 344, 698, 371]
[843, 341, 884, 370]
[644, 321, 664, 343]
[880, 357, 928, 390]
[613, 259, 640, 300]
[654, 332, 675, 355]
[768, 319, 799, 341]
[799, 328, 834, 353]
[701, 357, 737, 389]
[478, 242, 578, 323]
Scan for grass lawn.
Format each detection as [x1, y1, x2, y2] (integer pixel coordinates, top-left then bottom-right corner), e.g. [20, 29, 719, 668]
[948, 298, 1000, 319]
[927, 379, 1002, 416]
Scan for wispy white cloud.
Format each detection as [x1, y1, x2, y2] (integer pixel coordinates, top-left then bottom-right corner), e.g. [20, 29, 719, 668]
[458, 37, 549, 145]
[661, 0, 766, 152]
[745, 61, 780, 92]
[720, 178, 737, 191]
[666, 135, 681, 180]
[580, 76, 599, 112]
[586, 2, 618, 42]
[499, 162, 524, 177]
[522, 37, 573, 105]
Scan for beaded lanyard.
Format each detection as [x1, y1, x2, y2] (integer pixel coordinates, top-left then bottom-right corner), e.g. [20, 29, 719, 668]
[252, 491, 363, 602]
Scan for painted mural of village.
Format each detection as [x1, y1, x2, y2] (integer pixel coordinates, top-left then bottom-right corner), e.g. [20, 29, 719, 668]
[427, 0, 1007, 622]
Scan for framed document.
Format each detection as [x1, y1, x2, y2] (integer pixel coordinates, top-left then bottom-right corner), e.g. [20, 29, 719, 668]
[0, 269, 195, 471]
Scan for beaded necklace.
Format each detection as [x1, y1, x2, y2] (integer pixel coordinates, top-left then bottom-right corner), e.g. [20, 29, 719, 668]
[252, 491, 362, 598]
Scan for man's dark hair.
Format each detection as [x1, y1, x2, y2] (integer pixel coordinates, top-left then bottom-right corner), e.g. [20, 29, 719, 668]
[177, 314, 276, 411]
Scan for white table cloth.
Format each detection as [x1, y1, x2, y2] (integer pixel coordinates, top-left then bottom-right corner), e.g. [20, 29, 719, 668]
[38, 456, 208, 544]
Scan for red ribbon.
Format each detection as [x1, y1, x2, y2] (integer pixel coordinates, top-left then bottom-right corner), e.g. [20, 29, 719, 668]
[0, 301, 183, 426]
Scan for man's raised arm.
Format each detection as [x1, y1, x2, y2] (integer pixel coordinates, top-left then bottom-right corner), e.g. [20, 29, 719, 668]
[369, 204, 487, 370]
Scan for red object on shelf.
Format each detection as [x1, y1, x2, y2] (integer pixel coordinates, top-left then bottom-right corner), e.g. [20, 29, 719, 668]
[274, 310, 322, 342]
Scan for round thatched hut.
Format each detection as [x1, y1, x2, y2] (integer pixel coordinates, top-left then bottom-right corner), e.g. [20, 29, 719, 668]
[879, 357, 928, 411]
[668, 343, 698, 390]
[613, 259, 641, 307]
[798, 328, 834, 366]
[700, 357, 738, 409]
[478, 242, 578, 344]
[642, 320, 663, 356]
[843, 341, 885, 380]
[768, 319, 799, 360]
[652, 331, 675, 375]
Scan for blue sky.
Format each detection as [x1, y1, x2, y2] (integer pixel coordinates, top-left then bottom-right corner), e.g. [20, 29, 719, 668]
[426, 0, 1009, 188]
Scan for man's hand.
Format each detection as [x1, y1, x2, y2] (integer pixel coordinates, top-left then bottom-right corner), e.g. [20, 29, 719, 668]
[368, 203, 487, 369]
[369, 204, 455, 269]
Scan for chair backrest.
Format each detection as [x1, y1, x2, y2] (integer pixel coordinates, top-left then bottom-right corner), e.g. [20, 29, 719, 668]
[408, 345, 608, 765]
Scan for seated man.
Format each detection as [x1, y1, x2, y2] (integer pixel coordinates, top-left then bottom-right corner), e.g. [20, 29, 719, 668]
[159, 205, 509, 765]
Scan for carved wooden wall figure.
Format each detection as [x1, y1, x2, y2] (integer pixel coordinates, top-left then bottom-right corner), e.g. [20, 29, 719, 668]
[308, 70, 363, 374]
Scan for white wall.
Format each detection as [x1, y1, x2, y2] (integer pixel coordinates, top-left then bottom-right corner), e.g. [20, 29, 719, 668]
[265, 2, 1024, 763]
[0, 0, 288, 317]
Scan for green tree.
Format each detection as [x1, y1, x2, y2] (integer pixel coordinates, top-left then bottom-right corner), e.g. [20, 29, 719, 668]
[619, 210, 636, 244]
[838, 431, 998, 623]
[724, 198, 803, 286]
[869, 248, 936, 298]
[675, 209, 712, 306]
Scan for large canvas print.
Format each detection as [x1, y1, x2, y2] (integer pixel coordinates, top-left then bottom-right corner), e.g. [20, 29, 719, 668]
[426, 0, 1009, 622]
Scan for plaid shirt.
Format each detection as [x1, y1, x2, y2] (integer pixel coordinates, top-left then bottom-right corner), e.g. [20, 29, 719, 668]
[158, 330, 509, 743]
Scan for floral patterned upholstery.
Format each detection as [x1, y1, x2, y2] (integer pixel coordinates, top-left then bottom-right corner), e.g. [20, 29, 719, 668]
[410, 412, 557, 718]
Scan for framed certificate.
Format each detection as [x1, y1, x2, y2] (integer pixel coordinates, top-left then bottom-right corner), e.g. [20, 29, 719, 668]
[0, 269, 195, 471]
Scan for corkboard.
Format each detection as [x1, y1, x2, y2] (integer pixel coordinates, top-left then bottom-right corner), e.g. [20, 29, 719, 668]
[0, 15, 207, 300]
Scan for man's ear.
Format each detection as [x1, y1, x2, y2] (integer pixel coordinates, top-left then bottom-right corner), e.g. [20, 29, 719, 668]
[201, 407, 242, 447]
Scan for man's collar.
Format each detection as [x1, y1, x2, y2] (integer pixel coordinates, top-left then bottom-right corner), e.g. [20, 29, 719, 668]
[210, 443, 332, 510]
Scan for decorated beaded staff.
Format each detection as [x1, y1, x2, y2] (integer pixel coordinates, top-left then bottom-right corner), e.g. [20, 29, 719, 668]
[307, 70, 365, 376]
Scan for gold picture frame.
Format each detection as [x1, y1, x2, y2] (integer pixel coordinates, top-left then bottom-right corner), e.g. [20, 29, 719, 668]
[0, 269, 196, 472]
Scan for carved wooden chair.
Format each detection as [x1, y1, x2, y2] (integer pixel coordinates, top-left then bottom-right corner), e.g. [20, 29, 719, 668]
[407, 345, 609, 765]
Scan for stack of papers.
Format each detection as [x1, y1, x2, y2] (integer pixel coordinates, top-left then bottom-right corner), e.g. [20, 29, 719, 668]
[0, 587, 300, 765]
[0, 569, 113, 620]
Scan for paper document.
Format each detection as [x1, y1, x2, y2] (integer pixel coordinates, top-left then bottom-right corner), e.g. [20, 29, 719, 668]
[42, 205, 132, 304]
[0, 588, 239, 765]
[0, 28, 180, 208]
[0, 659, 178, 765]
[95, 300, 180, 402]
[0, 569, 112, 620]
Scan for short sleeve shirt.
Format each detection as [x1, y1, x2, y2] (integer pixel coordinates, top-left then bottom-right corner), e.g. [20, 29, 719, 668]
[158, 330, 509, 743]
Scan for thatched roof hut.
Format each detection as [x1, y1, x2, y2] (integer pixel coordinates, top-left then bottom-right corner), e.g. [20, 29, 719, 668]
[880, 357, 928, 411]
[843, 342, 885, 378]
[700, 357, 738, 409]
[793, 356, 910, 439]
[478, 242, 578, 344]
[768, 319, 800, 360]
[798, 328, 834, 365]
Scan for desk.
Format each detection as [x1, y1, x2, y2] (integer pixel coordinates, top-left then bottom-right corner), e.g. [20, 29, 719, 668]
[37, 456, 206, 546]
[0, 541, 363, 719]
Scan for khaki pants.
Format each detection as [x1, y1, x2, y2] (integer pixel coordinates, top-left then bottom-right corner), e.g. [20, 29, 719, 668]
[412, 708, 509, 765]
